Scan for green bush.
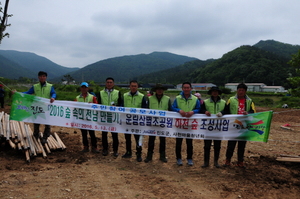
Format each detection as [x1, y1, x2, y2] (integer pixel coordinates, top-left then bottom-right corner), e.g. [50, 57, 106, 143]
[56, 91, 77, 101]
[258, 98, 274, 107]
[278, 96, 300, 108]
[219, 87, 232, 94]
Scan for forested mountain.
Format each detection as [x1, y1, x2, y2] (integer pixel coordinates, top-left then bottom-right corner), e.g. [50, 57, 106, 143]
[138, 40, 300, 87]
[138, 59, 215, 84]
[1, 40, 300, 88]
[58, 52, 198, 83]
[0, 50, 79, 79]
[190, 45, 294, 87]
[254, 40, 300, 59]
[0, 54, 34, 79]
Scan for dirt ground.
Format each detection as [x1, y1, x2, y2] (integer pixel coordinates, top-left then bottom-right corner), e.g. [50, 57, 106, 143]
[0, 106, 299, 199]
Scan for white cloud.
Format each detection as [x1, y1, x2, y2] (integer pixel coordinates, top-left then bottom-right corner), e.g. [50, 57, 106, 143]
[1, 0, 300, 68]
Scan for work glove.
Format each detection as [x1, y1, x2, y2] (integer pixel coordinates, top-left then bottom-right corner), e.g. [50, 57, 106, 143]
[216, 112, 223, 117]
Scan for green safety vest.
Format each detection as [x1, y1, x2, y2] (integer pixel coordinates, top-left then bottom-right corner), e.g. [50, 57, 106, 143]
[100, 89, 120, 106]
[123, 92, 144, 108]
[76, 93, 94, 103]
[204, 98, 226, 114]
[33, 82, 52, 98]
[175, 94, 197, 112]
[228, 95, 255, 114]
[149, 95, 170, 110]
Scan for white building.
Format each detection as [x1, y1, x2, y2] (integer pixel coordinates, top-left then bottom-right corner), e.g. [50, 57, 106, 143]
[225, 83, 286, 93]
[176, 83, 216, 91]
[261, 86, 286, 93]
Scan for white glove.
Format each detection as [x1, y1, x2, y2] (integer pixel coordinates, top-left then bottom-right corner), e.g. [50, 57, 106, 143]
[216, 112, 223, 117]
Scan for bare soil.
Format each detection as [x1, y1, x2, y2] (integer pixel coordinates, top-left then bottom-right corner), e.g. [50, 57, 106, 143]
[0, 106, 300, 199]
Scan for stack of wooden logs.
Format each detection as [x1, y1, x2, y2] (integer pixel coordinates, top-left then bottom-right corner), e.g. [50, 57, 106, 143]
[0, 111, 66, 162]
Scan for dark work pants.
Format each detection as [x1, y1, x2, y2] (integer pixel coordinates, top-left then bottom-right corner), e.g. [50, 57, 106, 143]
[225, 140, 247, 162]
[81, 129, 97, 148]
[124, 134, 142, 154]
[102, 131, 119, 152]
[176, 138, 193, 160]
[204, 140, 221, 151]
[147, 136, 166, 154]
[34, 123, 51, 138]
[0, 97, 4, 108]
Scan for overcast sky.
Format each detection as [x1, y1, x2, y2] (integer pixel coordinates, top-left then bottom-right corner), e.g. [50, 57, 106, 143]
[1, 0, 300, 68]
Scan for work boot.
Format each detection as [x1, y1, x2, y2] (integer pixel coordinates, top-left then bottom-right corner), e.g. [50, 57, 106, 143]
[113, 150, 119, 157]
[41, 137, 48, 145]
[41, 131, 50, 145]
[159, 152, 168, 163]
[223, 159, 231, 167]
[136, 153, 142, 162]
[144, 152, 153, 163]
[201, 161, 209, 168]
[136, 146, 142, 162]
[201, 148, 210, 168]
[102, 149, 108, 156]
[81, 146, 89, 153]
[122, 151, 132, 158]
[92, 147, 100, 153]
[237, 161, 246, 168]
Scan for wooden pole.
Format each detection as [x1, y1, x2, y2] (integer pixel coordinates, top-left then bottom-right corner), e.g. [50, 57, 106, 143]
[0, 111, 4, 137]
[17, 142, 22, 150]
[5, 113, 10, 140]
[44, 142, 51, 154]
[14, 121, 25, 148]
[32, 135, 41, 154]
[54, 132, 66, 150]
[45, 134, 54, 150]
[48, 135, 59, 150]
[25, 149, 30, 163]
[29, 126, 47, 158]
[8, 139, 15, 149]
[19, 121, 29, 149]
[2, 112, 7, 138]
[39, 139, 47, 158]
[52, 134, 62, 149]
[28, 126, 42, 154]
[24, 124, 36, 156]
[9, 121, 16, 140]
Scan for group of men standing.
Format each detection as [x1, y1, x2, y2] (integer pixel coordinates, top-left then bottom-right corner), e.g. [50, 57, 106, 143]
[19, 71, 256, 169]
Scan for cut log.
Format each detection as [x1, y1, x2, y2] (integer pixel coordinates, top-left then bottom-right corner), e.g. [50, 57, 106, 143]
[8, 139, 16, 149]
[280, 126, 294, 131]
[280, 154, 300, 158]
[0, 111, 4, 136]
[25, 149, 30, 163]
[276, 157, 300, 162]
[5, 113, 10, 140]
[54, 132, 66, 150]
